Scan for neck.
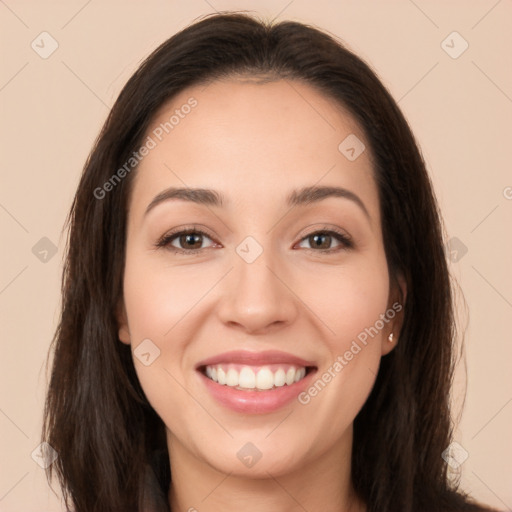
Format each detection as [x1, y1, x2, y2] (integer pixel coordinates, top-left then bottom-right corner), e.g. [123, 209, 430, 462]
[166, 425, 366, 512]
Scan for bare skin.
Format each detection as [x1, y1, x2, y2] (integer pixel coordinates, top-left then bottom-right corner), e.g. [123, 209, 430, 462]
[117, 78, 406, 511]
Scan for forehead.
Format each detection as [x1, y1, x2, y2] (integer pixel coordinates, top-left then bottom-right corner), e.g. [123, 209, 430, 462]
[129, 78, 379, 226]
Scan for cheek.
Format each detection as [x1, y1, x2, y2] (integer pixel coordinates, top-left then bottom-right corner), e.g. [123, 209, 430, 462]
[122, 250, 210, 341]
[121, 251, 200, 419]
[302, 256, 390, 350]
[122, 263, 210, 447]
[294, 257, 389, 431]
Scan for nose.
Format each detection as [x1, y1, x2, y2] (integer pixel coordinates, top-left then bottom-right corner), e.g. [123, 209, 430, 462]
[216, 243, 299, 335]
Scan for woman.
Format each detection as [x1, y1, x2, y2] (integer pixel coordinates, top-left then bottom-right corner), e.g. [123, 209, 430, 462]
[42, 12, 500, 512]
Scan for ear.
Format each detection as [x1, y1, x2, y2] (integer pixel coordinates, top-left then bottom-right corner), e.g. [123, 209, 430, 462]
[381, 272, 407, 356]
[116, 300, 131, 345]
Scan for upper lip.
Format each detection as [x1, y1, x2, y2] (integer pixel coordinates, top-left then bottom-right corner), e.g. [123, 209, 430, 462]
[195, 350, 317, 369]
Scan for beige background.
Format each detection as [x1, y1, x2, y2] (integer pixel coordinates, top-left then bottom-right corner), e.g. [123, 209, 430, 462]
[1, 1, 511, 510]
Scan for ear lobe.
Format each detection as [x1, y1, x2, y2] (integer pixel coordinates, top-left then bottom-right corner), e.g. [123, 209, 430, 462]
[116, 301, 131, 345]
[381, 272, 407, 356]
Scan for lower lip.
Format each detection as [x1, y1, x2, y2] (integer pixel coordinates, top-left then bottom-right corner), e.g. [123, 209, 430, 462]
[198, 369, 317, 414]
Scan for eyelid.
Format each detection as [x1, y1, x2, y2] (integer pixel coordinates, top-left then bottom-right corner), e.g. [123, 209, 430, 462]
[294, 223, 352, 243]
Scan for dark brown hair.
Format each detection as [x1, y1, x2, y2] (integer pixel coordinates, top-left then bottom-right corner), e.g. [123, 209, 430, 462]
[42, 11, 498, 512]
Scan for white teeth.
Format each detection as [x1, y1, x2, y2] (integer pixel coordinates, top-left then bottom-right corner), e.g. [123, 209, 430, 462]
[274, 368, 286, 387]
[226, 368, 238, 386]
[217, 367, 226, 385]
[238, 367, 256, 389]
[256, 367, 274, 390]
[204, 364, 308, 390]
[294, 368, 306, 382]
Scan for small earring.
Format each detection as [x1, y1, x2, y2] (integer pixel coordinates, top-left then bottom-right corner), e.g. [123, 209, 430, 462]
[388, 333, 394, 343]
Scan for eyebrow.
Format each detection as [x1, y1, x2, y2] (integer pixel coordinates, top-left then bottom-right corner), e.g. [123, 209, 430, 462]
[144, 185, 371, 222]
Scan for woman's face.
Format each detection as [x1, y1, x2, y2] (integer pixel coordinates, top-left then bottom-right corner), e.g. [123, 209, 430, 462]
[117, 78, 406, 478]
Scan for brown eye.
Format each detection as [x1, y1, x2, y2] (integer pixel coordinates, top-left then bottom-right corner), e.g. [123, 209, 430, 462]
[155, 229, 217, 253]
[177, 232, 204, 250]
[297, 230, 353, 252]
[309, 233, 332, 250]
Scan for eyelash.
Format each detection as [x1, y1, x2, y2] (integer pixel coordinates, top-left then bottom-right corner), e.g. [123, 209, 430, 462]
[154, 225, 354, 255]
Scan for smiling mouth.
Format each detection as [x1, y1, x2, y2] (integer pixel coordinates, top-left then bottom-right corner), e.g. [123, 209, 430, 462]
[199, 364, 317, 391]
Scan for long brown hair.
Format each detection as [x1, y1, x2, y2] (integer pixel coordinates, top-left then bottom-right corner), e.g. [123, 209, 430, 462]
[42, 12, 498, 512]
